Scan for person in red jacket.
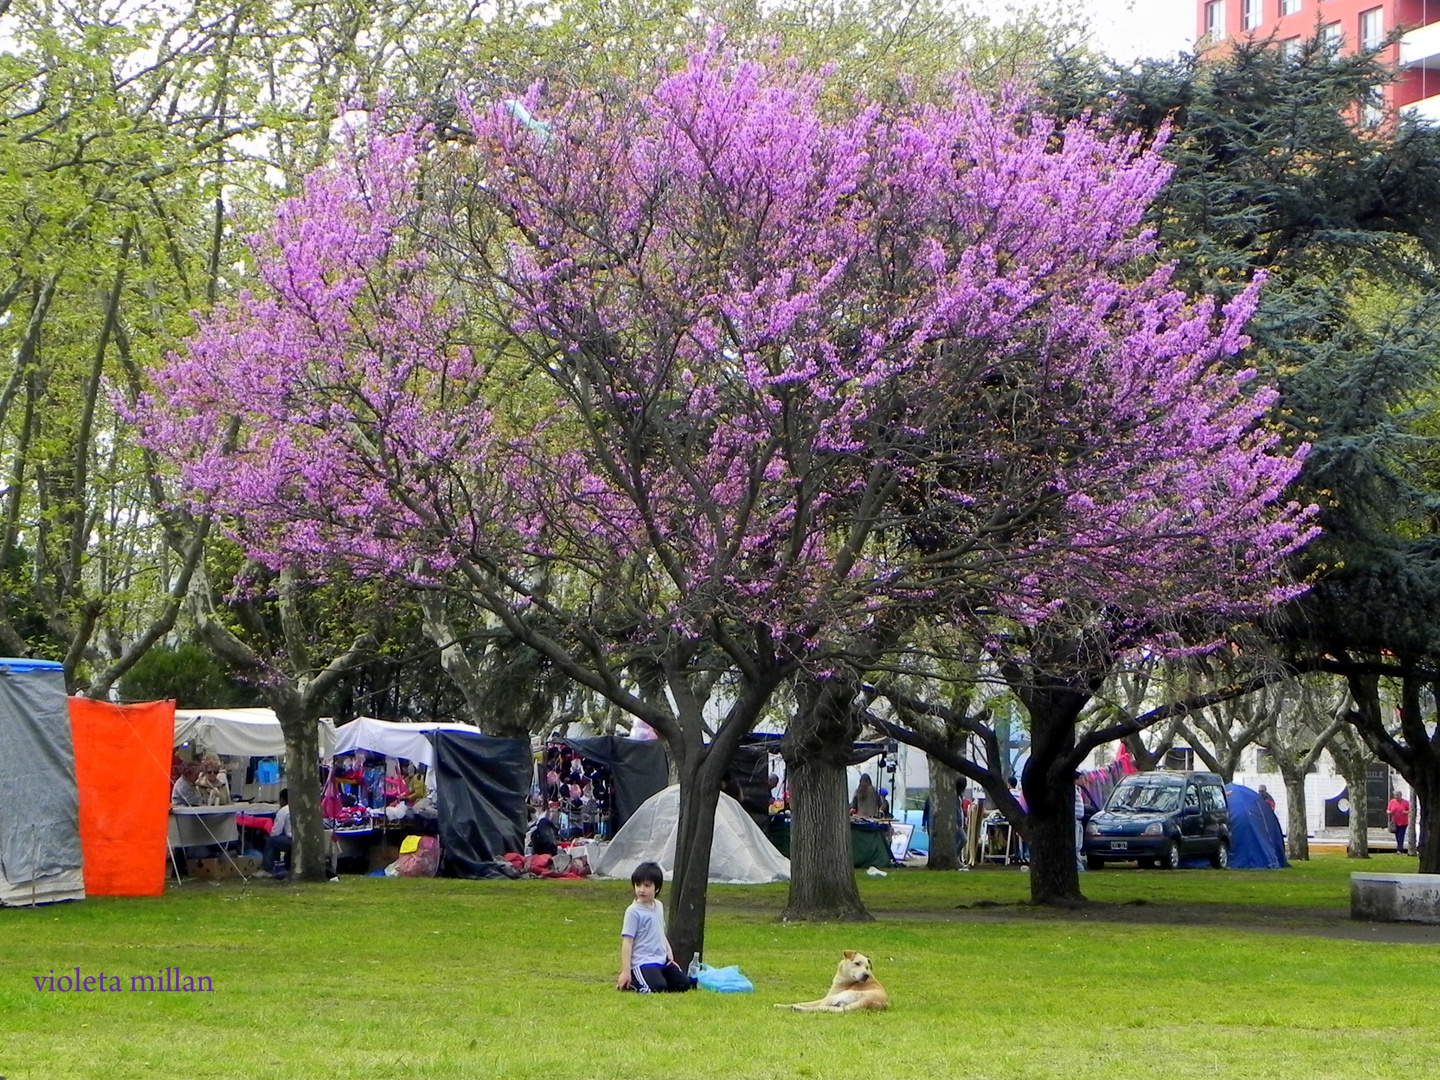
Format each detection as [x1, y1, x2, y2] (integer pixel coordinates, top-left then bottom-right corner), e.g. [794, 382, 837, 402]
[1387, 791, 1411, 856]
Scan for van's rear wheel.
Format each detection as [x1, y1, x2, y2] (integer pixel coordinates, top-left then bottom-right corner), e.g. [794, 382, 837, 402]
[1161, 840, 1181, 870]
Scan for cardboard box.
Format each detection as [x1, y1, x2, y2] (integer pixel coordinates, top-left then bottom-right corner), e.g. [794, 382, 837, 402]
[190, 855, 261, 880]
[232, 855, 262, 876]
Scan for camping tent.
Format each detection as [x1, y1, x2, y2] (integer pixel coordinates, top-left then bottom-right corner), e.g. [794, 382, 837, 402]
[431, 730, 532, 875]
[1225, 782, 1289, 869]
[332, 716, 482, 768]
[594, 784, 790, 884]
[173, 707, 337, 758]
[0, 658, 86, 906]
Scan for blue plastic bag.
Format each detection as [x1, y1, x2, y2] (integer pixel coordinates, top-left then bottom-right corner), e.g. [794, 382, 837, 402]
[696, 963, 753, 993]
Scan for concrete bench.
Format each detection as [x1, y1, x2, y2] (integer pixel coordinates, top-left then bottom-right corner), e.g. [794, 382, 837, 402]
[1351, 873, 1440, 924]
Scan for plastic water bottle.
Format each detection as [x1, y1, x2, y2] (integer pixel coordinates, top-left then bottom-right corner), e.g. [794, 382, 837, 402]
[687, 954, 701, 981]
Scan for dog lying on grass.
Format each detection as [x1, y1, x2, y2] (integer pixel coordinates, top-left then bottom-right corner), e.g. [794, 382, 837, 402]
[774, 950, 889, 1012]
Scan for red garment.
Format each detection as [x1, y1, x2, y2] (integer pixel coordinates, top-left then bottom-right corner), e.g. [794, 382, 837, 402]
[1388, 797, 1410, 828]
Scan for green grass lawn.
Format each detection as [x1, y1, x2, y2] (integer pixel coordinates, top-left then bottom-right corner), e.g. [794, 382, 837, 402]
[2, 855, 1435, 1080]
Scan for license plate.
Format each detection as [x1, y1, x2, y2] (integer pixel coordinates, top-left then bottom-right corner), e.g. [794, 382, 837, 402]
[1110, 841, 1128, 851]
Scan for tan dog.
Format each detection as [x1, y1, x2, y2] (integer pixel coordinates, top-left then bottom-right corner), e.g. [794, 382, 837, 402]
[774, 950, 889, 1012]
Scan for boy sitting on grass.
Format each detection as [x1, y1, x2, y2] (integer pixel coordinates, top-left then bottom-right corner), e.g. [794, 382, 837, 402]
[616, 861, 691, 993]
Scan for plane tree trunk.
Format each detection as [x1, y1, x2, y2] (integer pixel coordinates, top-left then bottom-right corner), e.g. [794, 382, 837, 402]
[781, 676, 871, 922]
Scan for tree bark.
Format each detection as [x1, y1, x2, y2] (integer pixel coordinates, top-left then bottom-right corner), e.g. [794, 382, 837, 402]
[191, 566, 372, 884]
[1280, 772, 1309, 861]
[926, 758, 960, 871]
[668, 757, 723, 968]
[272, 696, 327, 881]
[1413, 772, 1440, 872]
[1012, 662, 1094, 906]
[1344, 667, 1440, 873]
[1329, 728, 1370, 858]
[781, 677, 871, 922]
[1348, 776, 1369, 858]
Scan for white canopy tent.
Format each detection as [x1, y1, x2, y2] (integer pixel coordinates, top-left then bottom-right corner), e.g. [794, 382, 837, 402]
[173, 707, 337, 758]
[330, 716, 483, 768]
[594, 784, 790, 885]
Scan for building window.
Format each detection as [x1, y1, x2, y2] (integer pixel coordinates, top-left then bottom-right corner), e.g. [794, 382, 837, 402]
[1164, 747, 1196, 771]
[1360, 7, 1384, 50]
[1361, 88, 1386, 125]
[1244, 0, 1262, 29]
[1322, 21, 1343, 52]
[1280, 0, 1300, 14]
[1281, 36, 1304, 61]
[1205, 0, 1226, 37]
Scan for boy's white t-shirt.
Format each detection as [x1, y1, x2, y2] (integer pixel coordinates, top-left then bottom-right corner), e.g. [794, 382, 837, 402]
[622, 899, 669, 967]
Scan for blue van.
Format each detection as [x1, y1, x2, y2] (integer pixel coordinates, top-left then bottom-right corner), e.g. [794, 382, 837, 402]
[1082, 770, 1230, 870]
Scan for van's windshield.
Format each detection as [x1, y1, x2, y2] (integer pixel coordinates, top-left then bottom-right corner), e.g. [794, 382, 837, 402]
[1108, 780, 1181, 813]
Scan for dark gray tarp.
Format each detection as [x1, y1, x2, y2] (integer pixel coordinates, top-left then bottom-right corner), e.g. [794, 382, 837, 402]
[430, 731, 531, 877]
[726, 744, 773, 822]
[0, 660, 82, 884]
[561, 736, 668, 832]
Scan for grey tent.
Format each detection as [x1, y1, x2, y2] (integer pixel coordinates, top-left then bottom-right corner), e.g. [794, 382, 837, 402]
[0, 658, 85, 905]
[594, 784, 790, 884]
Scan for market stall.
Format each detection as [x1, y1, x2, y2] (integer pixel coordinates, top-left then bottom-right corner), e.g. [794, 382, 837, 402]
[549, 735, 668, 839]
[169, 708, 337, 879]
[324, 719, 532, 875]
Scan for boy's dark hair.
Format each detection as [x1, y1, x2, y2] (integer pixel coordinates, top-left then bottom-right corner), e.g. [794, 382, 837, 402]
[278, 788, 288, 803]
[631, 861, 664, 892]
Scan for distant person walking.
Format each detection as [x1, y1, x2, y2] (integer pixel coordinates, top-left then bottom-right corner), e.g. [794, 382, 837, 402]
[1258, 785, 1276, 812]
[1387, 791, 1411, 855]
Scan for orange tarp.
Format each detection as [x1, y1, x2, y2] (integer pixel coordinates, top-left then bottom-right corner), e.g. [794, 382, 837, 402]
[69, 698, 175, 897]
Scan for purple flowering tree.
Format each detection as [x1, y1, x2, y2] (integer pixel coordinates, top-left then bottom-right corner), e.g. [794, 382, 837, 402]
[140, 45, 1314, 925]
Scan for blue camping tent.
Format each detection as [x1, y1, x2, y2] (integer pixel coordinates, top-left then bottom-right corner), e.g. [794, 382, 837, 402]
[1225, 783, 1288, 869]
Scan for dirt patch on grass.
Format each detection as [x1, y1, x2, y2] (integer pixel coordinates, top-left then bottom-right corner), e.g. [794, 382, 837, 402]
[711, 893, 1440, 943]
[938, 898, 1440, 943]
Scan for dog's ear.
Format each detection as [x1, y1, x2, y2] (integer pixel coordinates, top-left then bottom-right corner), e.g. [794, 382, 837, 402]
[843, 950, 857, 959]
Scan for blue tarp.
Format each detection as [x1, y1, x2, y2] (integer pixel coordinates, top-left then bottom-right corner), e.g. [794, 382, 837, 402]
[1225, 783, 1289, 869]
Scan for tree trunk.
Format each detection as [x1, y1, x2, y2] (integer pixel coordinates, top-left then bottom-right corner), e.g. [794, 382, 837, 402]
[926, 758, 959, 871]
[275, 708, 327, 882]
[783, 754, 871, 920]
[1027, 794, 1079, 903]
[1015, 668, 1092, 906]
[1330, 731, 1370, 858]
[1279, 769, 1308, 861]
[1347, 771, 1369, 859]
[1414, 771, 1440, 873]
[661, 673, 782, 969]
[668, 762, 723, 969]
[781, 677, 871, 922]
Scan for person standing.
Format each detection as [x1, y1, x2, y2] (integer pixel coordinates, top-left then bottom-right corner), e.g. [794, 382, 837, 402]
[1388, 790, 1411, 855]
[1258, 785, 1276, 812]
[850, 774, 883, 819]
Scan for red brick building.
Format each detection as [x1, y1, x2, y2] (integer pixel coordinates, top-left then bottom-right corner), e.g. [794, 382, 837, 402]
[1197, 0, 1440, 117]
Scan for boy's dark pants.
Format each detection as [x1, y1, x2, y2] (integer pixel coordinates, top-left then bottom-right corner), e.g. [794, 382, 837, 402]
[632, 962, 691, 992]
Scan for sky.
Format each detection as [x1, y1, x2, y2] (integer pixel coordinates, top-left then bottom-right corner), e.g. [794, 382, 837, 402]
[1063, 0, 1196, 62]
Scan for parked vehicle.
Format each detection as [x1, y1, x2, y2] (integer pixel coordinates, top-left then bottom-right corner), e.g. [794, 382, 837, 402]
[1082, 771, 1230, 870]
